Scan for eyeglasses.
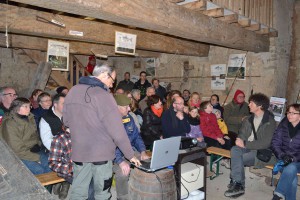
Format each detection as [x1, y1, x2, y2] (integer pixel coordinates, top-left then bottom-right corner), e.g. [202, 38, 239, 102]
[107, 73, 115, 83]
[174, 102, 184, 105]
[41, 99, 52, 103]
[237, 96, 245, 99]
[3, 93, 18, 98]
[286, 112, 300, 115]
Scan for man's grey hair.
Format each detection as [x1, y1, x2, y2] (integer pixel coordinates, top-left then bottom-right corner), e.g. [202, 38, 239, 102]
[0, 87, 14, 99]
[146, 86, 155, 93]
[131, 89, 140, 96]
[92, 63, 115, 77]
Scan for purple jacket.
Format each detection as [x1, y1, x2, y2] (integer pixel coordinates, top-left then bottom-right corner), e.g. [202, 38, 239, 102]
[271, 117, 300, 162]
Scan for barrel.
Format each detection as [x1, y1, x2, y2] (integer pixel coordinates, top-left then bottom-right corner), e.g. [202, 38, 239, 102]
[128, 168, 177, 200]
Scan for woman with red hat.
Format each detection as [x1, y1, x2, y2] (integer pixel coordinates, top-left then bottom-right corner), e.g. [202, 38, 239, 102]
[224, 89, 250, 144]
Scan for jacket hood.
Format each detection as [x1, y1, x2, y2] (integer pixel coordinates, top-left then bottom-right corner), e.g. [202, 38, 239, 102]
[233, 89, 245, 104]
[79, 76, 108, 91]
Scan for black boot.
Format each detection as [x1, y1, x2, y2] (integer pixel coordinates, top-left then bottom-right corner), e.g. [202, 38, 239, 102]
[52, 183, 62, 195]
[59, 182, 70, 199]
[272, 194, 283, 200]
[224, 181, 245, 198]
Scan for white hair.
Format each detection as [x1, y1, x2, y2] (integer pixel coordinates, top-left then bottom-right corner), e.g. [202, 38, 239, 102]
[92, 63, 114, 77]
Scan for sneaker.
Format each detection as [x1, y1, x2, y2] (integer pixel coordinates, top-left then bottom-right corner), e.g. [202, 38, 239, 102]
[224, 182, 245, 198]
[221, 159, 231, 169]
[227, 179, 234, 189]
[272, 193, 284, 200]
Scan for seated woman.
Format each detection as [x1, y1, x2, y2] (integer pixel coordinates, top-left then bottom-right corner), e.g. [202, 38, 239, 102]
[140, 95, 163, 150]
[1, 97, 51, 175]
[210, 94, 224, 118]
[199, 101, 231, 150]
[271, 103, 300, 200]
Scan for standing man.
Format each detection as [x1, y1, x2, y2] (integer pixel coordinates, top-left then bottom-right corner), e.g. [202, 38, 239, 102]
[182, 89, 191, 104]
[0, 87, 17, 124]
[152, 78, 166, 102]
[162, 96, 191, 138]
[139, 87, 155, 113]
[116, 72, 134, 92]
[133, 71, 151, 101]
[63, 63, 140, 200]
[224, 93, 276, 198]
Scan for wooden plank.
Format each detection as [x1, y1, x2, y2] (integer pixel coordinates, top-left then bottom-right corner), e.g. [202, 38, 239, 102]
[269, 29, 278, 37]
[201, 8, 224, 17]
[245, 0, 250, 17]
[245, 23, 261, 31]
[35, 172, 65, 186]
[27, 62, 52, 97]
[256, 27, 270, 35]
[50, 71, 73, 89]
[219, 14, 238, 24]
[237, 17, 251, 27]
[207, 147, 231, 158]
[0, 4, 208, 57]
[0, 33, 161, 57]
[182, 0, 206, 11]
[9, 0, 270, 52]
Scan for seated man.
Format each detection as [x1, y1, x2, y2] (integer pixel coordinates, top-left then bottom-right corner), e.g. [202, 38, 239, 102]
[31, 92, 52, 128]
[0, 87, 17, 124]
[224, 93, 276, 198]
[40, 93, 65, 151]
[162, 96, 191, 138]
[113, 94, 149, 200]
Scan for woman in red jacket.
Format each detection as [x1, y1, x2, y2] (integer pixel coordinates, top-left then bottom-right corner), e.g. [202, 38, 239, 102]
[200, 101, 231, 150]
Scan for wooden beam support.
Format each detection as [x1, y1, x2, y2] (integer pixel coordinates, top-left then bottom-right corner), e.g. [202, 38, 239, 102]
[0, 33, 161, 57]
[182, 0, 206, 11]
[256, 27, 270, 35]
[201, 8, 224, 17]
[9, 0, 270, 52]
[245, 23, 261, 31]
[0, 4, 208, 57]
[237, 18, 251, 27]
[219, 14, 238, 24]
[50, 71, 72, 89]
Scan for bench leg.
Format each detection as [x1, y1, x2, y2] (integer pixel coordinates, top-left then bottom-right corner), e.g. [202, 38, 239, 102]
[209, 154, 224, 180]
[45, 185, 53, 193]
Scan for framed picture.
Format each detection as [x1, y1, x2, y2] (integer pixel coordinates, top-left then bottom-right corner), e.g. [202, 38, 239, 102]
[115, 31, 137, 55]
[145, 58, 156, 76]
[269, 97, 286, 122]
[47, 40, 69, 71]
[211, 64, 226, 90]
[226, 54, 246, 80]
[297, 90, 300, 104]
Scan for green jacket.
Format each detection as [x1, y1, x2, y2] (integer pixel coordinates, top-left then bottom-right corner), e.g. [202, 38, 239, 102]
[224, 100, 249, 134]
[238, 111, 277, 167]
[1, 113, 40, 162]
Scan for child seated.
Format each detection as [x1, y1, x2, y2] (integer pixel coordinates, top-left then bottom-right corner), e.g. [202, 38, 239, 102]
[186, 107, 206, 148]
[199, 101, 231, 150]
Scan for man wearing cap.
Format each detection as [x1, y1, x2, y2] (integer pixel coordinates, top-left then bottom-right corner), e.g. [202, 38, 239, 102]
[63, 63, 140, 200]
[113, 94, 149, 200]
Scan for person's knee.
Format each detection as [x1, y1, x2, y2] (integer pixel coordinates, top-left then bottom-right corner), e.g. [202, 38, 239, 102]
[231, 146, 242, 157]
[283, 163, 298, 175]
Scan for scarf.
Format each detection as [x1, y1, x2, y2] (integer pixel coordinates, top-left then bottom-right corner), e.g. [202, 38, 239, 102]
[190, 101, 200, 108]
[151, 105, 163, 117]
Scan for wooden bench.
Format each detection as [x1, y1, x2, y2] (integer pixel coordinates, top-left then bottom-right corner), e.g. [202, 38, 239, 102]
[206, 146, 300, 181]
[206, 146, 231, 179]
[35, 171, 65, 186]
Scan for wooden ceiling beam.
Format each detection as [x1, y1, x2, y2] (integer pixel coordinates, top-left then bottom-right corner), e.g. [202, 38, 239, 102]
[9, 0, 269, 52]
[0, 4, 209, 57]
[0, 33, 160, 57]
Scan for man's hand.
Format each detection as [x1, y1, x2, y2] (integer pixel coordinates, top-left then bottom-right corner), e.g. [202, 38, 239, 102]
[119, 161, 130, 176]
[176, 111, 184, 120]
[217, 137, 225, 145]
[235, 138, 245, 148]
[197, 137, 204, 142]
[130, 156, 141, 167]
[140, 151, 150, 161]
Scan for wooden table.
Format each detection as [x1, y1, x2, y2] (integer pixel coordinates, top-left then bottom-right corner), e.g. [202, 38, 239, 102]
[174, 147, 207, 200]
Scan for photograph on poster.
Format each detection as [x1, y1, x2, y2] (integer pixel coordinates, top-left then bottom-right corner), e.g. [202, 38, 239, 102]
[47, 40, 69, 71]
[115, 31, 137, 55]
[269, 97, 286, 122]
[211, 64, 226, 90]
[227, 54, 246, 80]
[145, 58, 156, 76]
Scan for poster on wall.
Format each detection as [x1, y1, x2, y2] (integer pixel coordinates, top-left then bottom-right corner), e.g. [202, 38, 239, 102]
[145, 58, 156, 77]
[296, 90, 300, 104]
[269, 97, 286, 122]
[47, 40, 69, 71]
[115, 31, 137, 55]
[226, 54, 246, 80]
[211, 64, 226, 90]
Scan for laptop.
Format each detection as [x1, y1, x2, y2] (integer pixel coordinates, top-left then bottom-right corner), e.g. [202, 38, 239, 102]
[135, 136, 181, 172]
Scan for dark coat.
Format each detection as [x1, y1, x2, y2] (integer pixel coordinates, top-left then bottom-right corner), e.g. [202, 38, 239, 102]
[133, 79, 151, 100]
[116, 79, 134, 92]
[161, 107, 191, 139]
[238, 111, 277, 167]
[140, 107, 162, 146]
[271, 117, 300, 162]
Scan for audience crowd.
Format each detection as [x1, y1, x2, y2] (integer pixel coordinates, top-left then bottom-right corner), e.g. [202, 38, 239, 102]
[0, 65, 299, 200]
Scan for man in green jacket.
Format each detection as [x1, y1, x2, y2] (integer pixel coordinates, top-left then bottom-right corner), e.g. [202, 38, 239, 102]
[224, 93, 276, 198]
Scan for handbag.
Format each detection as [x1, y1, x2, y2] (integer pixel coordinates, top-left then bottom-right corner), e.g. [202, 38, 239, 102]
[251, 121, 272, 162]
